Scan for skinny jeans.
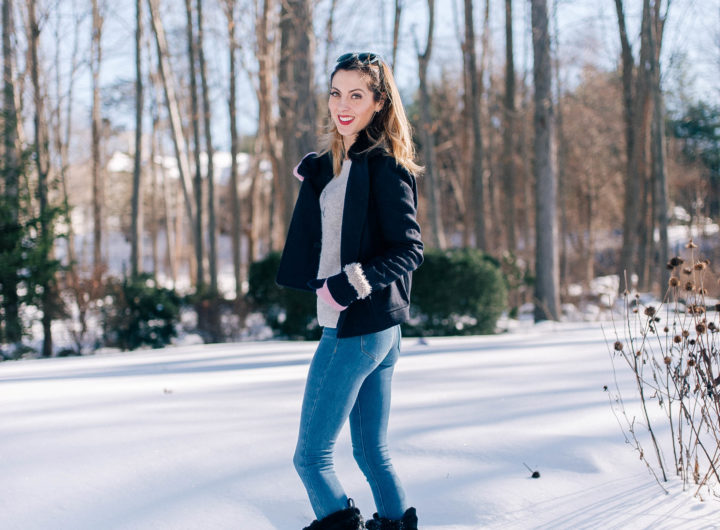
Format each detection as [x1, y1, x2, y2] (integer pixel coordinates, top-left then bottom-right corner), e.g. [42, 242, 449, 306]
[293, 324, 407, 520]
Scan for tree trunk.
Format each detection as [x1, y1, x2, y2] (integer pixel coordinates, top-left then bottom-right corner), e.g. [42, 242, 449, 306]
[196, 0, 217, 296]
[502, 0, 516, 252]
[614, 0, 652, 293]
[322, 0, 337, 74]
[552, 0, 568, 292]
[91, 0, 104, 274]
[29, 0, 54, 355]
[2, 0, 21, 344]
[147, 0, 196, 251]
[417, 0, 444, 249]
[185, 0, 204, 290]
[256, 0, 283, 251]
[131, 0, 144, 278]
[392, 0, 402, 70]
[479, 0, 499, 250]
[531, 0, 559, 321]
[650, 0, 670, 292]
[150, 114, 159, 278]
[278, 0, 315, 243]
[224, 0, 242, 303]
[463, 0, 486, 250]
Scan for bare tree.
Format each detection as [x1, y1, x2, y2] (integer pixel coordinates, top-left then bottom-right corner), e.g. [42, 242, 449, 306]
[255, 0, 282, 250]
[223, 0, 242, 303]
[2, 0, 21, 343]
[131, 0, 144, 278]
[552, 0, 568, 289]
[278, 0, 316, 243]
[614, 0, 651, 292]
[185, 0, 204, 289]
[531, 0, 559, 321]
[147, 0, 196, 253]
[29, 0, 55, 355]
[416, 0, 445, 249]
[649, 0, 671, 291]
[196, 0, 217, 295]
[612, 0, 671, 294]
[502, 0, 517, 252]
[392, 0, 402, 70]
[91, 0, 104, 273]
[463, 0, 486, 250]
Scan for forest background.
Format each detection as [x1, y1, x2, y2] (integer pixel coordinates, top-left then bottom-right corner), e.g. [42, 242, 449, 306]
[1, 0, 719, 358]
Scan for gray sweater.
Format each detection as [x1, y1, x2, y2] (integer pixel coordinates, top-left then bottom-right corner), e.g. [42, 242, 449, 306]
[316, 159, 352, 328]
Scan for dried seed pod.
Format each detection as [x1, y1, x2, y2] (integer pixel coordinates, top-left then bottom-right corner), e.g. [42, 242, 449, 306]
[674, 335, 683, 344]
[682, 329, 690, 338]
[614, 341, 623, 351]
[669, 276, 680, 287]
[696, 323, 707, 334]
[688, 358, 696, 367]
[644, 306, 656, 317]
[669, 256, 684, 267]
[695, 261, 707, 271]
[686, 240, 698, 249]
[663, 326, 669, 333]
[685, 281, 695, 291]
[664, 356, 672, 365]
[683, 268, 693, 276]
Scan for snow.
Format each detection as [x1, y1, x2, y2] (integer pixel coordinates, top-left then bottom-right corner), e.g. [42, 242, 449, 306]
[2, 322, 719, 529]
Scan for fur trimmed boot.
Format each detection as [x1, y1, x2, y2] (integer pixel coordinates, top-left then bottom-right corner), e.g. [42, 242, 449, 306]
[365, 507, 418, 530]
[302, 499, 365, 530]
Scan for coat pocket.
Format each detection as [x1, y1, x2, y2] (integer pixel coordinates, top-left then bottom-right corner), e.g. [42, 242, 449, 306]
[371, 275, 410, 314]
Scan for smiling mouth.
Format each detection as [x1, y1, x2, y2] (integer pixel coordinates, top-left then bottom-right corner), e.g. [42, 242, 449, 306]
[338, 115, 355, 125]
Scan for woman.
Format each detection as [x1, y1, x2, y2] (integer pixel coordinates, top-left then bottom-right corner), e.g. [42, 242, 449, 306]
[276, 52, 423, 530]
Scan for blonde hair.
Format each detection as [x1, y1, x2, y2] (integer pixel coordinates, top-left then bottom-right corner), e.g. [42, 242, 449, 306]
[320, 56, 423, 177]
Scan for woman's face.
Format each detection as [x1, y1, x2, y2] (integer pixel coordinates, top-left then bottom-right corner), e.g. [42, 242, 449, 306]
[328, 69, 383, 150]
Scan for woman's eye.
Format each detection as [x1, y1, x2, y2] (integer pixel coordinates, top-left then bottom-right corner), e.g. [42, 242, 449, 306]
[330, 91, 339, 97]
[351, 94, 361, 99]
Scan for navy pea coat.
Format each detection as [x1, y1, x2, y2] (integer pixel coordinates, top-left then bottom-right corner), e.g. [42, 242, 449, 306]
[275, 132, 424, 338]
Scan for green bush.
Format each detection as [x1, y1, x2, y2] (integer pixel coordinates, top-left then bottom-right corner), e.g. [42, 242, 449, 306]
[101, 274, 181, 350]
[405, 248, 508, 336]
[248, 252, 320, 340]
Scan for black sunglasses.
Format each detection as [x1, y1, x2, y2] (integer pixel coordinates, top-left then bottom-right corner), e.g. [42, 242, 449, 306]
[335, 52, 381, 66]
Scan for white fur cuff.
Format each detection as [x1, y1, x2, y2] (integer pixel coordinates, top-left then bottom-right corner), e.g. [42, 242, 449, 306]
[343, 262, 371, 300]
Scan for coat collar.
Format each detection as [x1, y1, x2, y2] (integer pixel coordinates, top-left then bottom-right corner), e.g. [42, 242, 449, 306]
[347, 129, 386, 161]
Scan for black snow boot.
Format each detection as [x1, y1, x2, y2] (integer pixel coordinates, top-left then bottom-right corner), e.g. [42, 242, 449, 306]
[302, 499, 365, 530]
[365, 507, 418, 530]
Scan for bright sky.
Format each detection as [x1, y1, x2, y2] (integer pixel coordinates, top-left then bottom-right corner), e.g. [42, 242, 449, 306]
[38, 0, 720, 155]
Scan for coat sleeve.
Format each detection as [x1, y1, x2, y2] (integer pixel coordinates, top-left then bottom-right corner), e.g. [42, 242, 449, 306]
[320, 157, 424, 307]
[276, 159, 322, 291]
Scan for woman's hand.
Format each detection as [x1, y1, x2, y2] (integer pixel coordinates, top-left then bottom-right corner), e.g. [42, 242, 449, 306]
[316, 279, 348, 311]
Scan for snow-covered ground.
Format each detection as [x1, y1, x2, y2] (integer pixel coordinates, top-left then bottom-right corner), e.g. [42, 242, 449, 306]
[2, 322, 719, 529]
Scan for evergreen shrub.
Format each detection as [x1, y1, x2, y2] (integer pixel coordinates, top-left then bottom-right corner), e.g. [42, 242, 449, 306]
[248, 252, 320, 340]
[101, 274, 181, 350]
[405, 248, 508, 336]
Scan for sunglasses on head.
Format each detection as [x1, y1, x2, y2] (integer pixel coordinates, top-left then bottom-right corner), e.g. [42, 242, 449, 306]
[335, 52, 381, 66]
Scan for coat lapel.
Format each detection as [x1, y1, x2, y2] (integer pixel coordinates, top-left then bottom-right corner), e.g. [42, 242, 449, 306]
[340, 157, 369, 266]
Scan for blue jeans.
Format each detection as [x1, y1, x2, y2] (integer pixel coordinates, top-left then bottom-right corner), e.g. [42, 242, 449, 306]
[293, 325, 407, 520]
